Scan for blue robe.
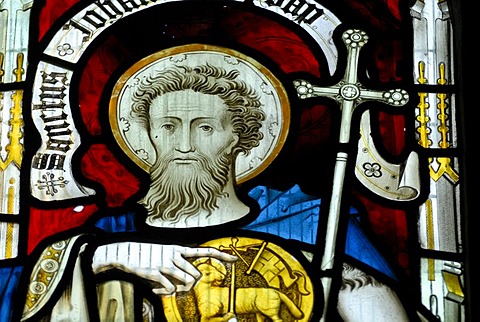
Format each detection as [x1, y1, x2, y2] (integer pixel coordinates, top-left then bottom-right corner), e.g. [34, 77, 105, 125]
[1, 184, 398, 321]
[95, 184, 398, 280]
[244, 184, 397, 280]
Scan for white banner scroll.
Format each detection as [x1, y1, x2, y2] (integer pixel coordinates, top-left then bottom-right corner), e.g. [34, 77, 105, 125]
[30, 62, 95, 201]
[355, 110, 420, 201]
[29, 0, 344, 202]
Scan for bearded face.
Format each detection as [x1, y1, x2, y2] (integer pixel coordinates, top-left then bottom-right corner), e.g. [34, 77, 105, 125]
[139, 150, 233, 224]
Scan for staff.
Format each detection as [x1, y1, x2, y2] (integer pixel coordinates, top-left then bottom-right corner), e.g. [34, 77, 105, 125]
[293, 28, 409, 321]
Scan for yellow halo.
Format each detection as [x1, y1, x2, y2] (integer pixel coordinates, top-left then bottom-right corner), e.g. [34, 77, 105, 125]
[109, 44, 290, 183]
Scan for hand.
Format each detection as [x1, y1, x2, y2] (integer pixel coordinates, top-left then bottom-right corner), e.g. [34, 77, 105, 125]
[93, 243, 237, 295]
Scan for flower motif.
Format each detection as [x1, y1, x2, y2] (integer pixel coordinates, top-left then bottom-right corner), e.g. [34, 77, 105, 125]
[29, 281, 47, 295]
[268, 121, 278, 137]
[362, 162, 382, 178]
[293, 79, 314, 98]
[120, 117, 131, 132]
[136, 149, 149, 161]
[51, 240, 66, 250]
[40, 258, 59, 273]
[343, 29, 369, 48]
[224, 56, 240, 65]
[169, 54, 186, 63]
[57, 43, 74, 56]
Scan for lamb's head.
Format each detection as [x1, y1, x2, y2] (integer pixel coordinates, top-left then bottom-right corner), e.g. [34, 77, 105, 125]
[193, 258, 227, 286]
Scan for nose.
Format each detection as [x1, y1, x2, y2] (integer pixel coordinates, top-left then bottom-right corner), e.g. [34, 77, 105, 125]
[175, 125, 194, 153]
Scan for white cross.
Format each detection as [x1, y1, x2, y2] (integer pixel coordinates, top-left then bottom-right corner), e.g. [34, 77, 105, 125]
[293, 28, 409, 321]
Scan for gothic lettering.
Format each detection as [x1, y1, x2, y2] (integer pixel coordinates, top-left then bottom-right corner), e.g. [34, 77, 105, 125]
[38, 85, 67, 100]
[34, 102, 66, 110]
[101, 0, 149, 14]
[82, 9, 109, 28]
[34, 71, 74, 154]
[37, 110, 68, 121]
[69, 19, 94, 41]
[263, 0, 324, 24]
[44, 122, 73, 138]
[41, 71, 68, 84]
[32, 153, 66, 170]
[296, 3, 324, 24]
[46, 139, 73, 153]
[69, 0, 153, 40]
[96, 1, 124, 19]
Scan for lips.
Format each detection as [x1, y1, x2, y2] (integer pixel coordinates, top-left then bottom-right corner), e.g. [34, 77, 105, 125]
[173, 158, 198, 164]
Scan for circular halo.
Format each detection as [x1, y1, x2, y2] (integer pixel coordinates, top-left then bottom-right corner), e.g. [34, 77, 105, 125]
[109, 44, 290, 183]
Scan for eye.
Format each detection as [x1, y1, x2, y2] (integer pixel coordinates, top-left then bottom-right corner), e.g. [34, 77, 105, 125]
[199, 125, 213, 133]
[161, 123, 175, 131]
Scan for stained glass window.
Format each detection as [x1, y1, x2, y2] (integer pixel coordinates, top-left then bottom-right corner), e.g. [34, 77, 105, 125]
[0, 0, 470, 321]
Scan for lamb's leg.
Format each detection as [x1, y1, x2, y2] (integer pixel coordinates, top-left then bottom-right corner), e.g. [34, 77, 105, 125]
[201, 312, 236, 322]
[257, 299, 283, 322]
[255, 313, 267, 322]
[269, 315, 283, 322]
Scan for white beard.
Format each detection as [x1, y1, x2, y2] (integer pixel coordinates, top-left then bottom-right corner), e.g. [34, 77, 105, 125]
[139, 151, 232, 224]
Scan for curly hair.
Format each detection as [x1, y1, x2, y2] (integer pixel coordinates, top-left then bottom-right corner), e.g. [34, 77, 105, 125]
[130, 63, 266, 157]
[341, 262, 382, 291]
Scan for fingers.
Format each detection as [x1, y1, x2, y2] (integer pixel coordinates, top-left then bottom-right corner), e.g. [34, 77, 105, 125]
[131, 268, 177, 295]
[132, 266, 196, 295]
[153, 250, 232, 294]
[114, 244, 237, 295]
[159, 263, 197, 292]
[172, 257, 201, 280]
[181, 247, 237, 262]
[152, 287, 175, 295]
[132, 265, 195, 295]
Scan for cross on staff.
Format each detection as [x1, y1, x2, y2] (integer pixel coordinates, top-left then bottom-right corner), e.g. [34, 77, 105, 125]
[293, 28, 409, 321]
